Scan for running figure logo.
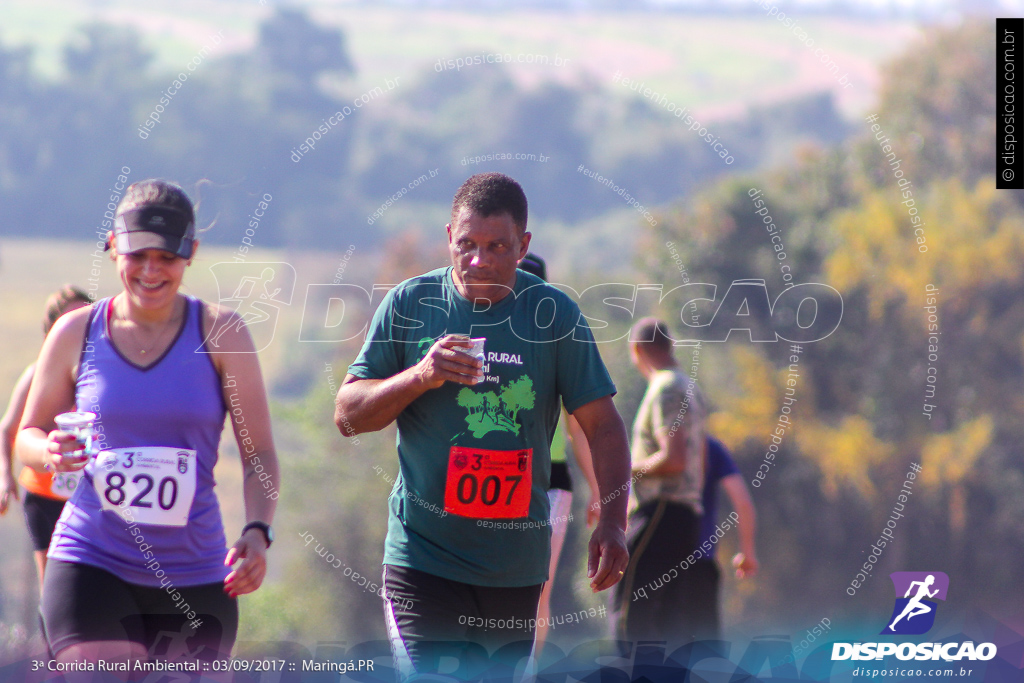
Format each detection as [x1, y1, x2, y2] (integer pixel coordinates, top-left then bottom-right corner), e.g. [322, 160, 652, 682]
[203, 262, 296, 353]
[881, 571, 949, 635]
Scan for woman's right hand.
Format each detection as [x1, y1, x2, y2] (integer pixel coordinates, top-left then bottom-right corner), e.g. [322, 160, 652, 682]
[0, 472, 19, 515]
[45, 430, 90, 472]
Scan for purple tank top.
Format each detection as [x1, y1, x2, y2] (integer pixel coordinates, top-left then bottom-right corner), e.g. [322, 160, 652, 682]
[49, 296, 229, 587]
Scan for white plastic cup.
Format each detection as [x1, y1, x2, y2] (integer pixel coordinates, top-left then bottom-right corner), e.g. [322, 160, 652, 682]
[54, 411, 97, 458]
[467, 337, 486, 384]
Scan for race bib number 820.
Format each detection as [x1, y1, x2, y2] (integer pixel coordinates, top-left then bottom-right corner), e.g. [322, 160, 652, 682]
[93, 447, 197, 526]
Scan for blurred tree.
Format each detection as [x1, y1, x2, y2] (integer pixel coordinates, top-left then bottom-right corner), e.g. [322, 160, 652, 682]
[11, 24, 153, 237]
[63, 23, 154, 90]
[640, 20, 1024, 624]
[865, 21, 995, 189]
[258, 8, 355, 88]
[0, 42, 42, 195]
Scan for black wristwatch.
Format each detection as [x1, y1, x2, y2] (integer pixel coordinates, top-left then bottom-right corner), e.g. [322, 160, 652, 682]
[242, 521, 274, 549]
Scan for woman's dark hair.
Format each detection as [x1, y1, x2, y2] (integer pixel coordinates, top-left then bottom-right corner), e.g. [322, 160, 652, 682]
[115, 179, 195, 225]
[43, 285, 91, 335]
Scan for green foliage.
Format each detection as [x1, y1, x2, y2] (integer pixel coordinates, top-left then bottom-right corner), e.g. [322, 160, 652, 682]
[872, 21, 996, 187]
[642, 20, 1024, 621]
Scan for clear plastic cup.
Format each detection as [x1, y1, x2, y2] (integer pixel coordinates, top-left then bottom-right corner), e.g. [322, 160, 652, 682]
[466, 337, 486, 384]
[54, 411, 97, 458]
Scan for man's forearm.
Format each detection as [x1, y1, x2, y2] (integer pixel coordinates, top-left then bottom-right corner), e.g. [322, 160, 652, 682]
[735, 492, 757, 557]
[335, 370, 429, 435]
[723, 476, 757, 557]
[631, 450, 685, 477]
[566, 416, 600, 499]
[590, 424, 631, 529]
[737, 508, 757, 558]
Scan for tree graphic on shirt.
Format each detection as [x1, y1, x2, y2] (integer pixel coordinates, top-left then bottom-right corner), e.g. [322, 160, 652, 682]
[499, 376, 535, 428]
[457, 376, 535, 438]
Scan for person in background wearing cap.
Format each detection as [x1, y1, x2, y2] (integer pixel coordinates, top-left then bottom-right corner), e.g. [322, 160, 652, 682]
[613, 317, 707, 647]
[1, 286, 92, 592]
[16, 179, 279, 673]
[335, 173, 630, 680]
[517, 252, 602, 659]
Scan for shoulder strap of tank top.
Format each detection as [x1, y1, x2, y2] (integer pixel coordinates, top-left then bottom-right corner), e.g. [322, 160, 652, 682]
[192, 295, 209, 349]
[191, 296, 222, 371]
[76, 299, 105, 371]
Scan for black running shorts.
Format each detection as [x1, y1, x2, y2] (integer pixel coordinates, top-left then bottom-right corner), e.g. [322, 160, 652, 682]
[22, 492, 66, 552]
[382, 564, 542, 680]
[41, 559, 238, 661]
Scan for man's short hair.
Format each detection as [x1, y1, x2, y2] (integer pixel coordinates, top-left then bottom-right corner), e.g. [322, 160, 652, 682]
[451, 173, 528, 233]
[630, 317, 673, 354]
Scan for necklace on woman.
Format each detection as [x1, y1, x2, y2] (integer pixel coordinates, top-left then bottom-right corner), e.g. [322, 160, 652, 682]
[115, 298, 181, 356]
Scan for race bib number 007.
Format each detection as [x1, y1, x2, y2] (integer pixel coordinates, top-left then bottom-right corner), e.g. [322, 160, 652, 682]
[444, 447, 532, 519]
[93, 447, 197, 527]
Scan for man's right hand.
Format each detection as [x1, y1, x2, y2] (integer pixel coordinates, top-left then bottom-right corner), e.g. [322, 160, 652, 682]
[414, 335, 484, 389]
[732, 552, 759, 579]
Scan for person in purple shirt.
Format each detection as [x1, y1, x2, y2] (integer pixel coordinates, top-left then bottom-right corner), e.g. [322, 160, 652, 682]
[16, 179, 279, 674]
[690, 436, 759, 639]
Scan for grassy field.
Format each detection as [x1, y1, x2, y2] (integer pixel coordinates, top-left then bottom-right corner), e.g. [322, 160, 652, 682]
[1, 1, 919, 118]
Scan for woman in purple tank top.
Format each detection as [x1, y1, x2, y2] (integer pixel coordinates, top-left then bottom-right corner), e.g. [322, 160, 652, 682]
[16, 179, 280, 675]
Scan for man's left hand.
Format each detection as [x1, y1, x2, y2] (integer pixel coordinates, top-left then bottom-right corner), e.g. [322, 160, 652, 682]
[587, 519, 629, 592]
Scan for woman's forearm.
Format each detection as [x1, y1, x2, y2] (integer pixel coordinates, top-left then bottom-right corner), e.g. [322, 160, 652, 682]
[15, 427, 52, 472]
[241, 449, 279, 524]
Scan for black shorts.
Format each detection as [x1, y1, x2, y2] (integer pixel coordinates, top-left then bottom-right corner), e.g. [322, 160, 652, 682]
[549, 461, 572, 492]
[689, 558, 721, 640]
[22, 491, 66, 552]
[41, 560, 238, 661]
[612, 499, 705, 646]
[382, 564, 542, 680]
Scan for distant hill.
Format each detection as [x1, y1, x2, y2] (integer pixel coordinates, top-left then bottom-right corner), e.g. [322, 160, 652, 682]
[0, 4, 920, 261]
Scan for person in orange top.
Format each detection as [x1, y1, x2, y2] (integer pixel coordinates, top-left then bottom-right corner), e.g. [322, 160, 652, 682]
[0, 285, 92, 589]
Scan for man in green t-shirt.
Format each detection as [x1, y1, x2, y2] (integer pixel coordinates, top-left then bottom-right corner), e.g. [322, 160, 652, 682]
[335, 173, 630, 678]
